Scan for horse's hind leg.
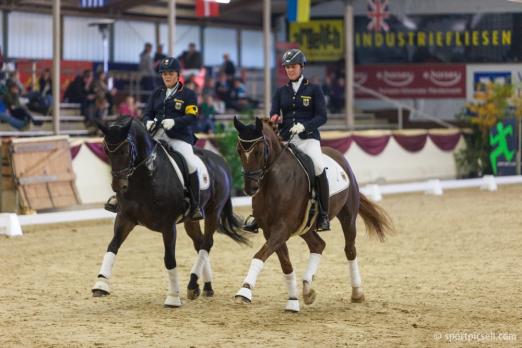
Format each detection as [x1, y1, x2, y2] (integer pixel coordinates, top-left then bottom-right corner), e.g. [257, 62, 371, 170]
[299, 230, 326, 305]
[337, 207, 365, 303]
[275, 243, 300, 312]
[185, 220, 204, 300]
[92, 214, 135, 297]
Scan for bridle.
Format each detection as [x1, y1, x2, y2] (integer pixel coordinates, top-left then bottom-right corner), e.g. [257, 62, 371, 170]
[237, 132, 294, 186]
[104, 136, 156, 180]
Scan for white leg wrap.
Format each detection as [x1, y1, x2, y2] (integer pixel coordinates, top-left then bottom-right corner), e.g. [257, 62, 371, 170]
[303, 253, 321, 285]
[349, 257, 362, 288]
[283, 272, 298, 299]
[201, 257, 213, 283]
[167, 268, 180, 296]
[243, 258, 264, 289]
[98, 252, 116, 279]
[190, 250, 209, 278]
[92, 277, 110, 293]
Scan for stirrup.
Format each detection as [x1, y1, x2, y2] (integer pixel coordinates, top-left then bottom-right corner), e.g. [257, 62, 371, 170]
[242, 215, 259, 233]
[316, 215, 330, 232]
[104, 196, 119, 213]
[190, 207, 204, 221]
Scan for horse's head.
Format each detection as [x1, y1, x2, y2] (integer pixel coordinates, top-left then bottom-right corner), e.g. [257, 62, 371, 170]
[98, 117, 140, 193]
[233, 117, 276, 195]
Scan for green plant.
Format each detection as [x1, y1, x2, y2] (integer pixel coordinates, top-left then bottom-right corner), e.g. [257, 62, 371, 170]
[454, 126, 491, 178]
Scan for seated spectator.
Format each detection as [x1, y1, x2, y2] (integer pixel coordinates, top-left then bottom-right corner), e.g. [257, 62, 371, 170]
[197, 94, 216, 134]
[201, 77, 215, 97]
[0, 97, 26, 130]
[177, 42, 202, 77]
[7, 69, 26, 95]
[230, 78, 257, 112]
[118, 95, 140, 119]
[329, 77, 345, 113]
[94, 71, 117, 120]
[27, 68, 52, 115]
[3, 80, 42, 127]
[215, 72, 231, 108]
[64, 69, 97, 125]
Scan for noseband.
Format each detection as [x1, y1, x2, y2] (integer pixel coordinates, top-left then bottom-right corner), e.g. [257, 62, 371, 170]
[104, 137, 156, 180]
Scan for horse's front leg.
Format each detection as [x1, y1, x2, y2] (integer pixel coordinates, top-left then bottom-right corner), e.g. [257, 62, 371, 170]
[299, 230, 326, 305]
[92, 214, 135, 297]
[275, 243, 300, 312]
[163, 224, 181, 308]
[235, 224, 289, 304]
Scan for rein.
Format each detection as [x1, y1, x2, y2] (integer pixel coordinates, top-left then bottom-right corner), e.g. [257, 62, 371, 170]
[104, 138, 157, 180]
[238, 133, 294, 184]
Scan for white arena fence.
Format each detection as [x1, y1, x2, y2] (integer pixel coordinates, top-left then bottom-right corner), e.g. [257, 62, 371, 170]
[1, 175, 521, 237]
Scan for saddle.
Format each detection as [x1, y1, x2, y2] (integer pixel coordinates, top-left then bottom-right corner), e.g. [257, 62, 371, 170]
[158, 139, 190, 190]
[287, 143, 315, 195]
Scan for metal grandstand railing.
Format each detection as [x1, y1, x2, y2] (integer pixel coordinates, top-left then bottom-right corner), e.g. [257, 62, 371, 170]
[354, 83, 455, 129]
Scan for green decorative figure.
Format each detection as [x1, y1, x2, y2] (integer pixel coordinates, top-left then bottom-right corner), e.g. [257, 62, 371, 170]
[489, 122, 515, 175]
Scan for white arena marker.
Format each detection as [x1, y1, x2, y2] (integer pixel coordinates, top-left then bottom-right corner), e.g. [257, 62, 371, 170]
[425, 179, 443, 196]
[364, 184, 382, 202]
[0, 213, 23, 237]
[480, 175, 497, 192]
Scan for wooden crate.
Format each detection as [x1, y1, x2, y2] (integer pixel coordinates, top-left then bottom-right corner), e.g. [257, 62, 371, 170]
[6, 136, 80, 212]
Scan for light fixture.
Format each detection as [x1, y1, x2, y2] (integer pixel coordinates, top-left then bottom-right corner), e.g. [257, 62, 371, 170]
[212, 0, 231, 3]
[508, 0, 522, 3]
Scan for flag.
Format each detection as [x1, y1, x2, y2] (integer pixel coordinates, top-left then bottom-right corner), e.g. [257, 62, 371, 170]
[287, 0, 311, 23]
[195, 0, 220, 17]
[80, 0, 106, 8]
[367, 0, 390, 32]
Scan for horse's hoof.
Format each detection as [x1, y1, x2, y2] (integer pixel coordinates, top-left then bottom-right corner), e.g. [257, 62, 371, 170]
[187, 287, 201, 300]
[164, 295, 182, 308]
[303, 288, 317, 305]
[285, 298, 300, 312]
[234, 295, 251, 304]
[92, 289, 109, 297]
[351, 287, 365, 303]
[351, 295, 365, 303]
[203, 289, 215, 297]
[235, 286, 252, 304]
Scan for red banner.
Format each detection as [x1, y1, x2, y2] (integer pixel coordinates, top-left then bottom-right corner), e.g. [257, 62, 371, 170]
[354, 64, 466, 99]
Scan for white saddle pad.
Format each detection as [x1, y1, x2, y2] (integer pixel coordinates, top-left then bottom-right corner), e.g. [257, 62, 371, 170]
[324, 154, 350, 197]
[160, 145, 210, 191]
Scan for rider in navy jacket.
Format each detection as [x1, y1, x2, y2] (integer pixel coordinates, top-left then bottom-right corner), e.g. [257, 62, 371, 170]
[142, 80, 198, 145]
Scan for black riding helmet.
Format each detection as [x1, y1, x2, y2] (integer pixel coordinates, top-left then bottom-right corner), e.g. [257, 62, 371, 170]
[281, 49, 306, 66]
[159, 57, 181, 73]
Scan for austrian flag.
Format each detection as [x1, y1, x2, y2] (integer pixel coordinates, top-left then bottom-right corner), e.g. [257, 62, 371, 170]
[195, 0, 220, 17]
[367, 0, 390, 32]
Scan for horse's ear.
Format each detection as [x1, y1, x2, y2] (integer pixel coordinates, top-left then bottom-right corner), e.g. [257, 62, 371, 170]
[95, 119, 109, 136]
[233, 116, 245, 131]
[255, 117, 263, 132]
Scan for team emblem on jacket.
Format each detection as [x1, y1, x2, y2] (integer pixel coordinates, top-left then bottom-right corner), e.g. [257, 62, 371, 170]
[301, 96, 311, 107]
[175, 102, 182, 110]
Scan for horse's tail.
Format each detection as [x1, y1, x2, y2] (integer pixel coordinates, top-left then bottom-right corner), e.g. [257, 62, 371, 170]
[217, 197, 250, 245]
[358, 193, 394, 242]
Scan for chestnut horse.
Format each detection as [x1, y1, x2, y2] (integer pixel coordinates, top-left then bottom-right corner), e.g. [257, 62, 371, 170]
[92, 117, 249, 308]
[233, 117, 393, 312]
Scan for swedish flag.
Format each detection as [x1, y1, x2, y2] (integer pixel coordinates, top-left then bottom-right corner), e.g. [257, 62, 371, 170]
[287, 0, 311, 23]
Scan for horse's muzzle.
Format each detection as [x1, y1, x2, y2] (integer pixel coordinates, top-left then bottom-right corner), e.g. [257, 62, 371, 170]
[244, 179, 259, 196]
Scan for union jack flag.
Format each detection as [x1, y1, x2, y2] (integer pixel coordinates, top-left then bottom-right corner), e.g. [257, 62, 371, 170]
[367, 0, 390, 32]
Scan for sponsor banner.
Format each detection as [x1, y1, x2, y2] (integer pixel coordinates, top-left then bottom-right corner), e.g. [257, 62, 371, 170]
[355, 64, 466, 99]
[288, 20, 344, 62]
[466, 64, 522, 101]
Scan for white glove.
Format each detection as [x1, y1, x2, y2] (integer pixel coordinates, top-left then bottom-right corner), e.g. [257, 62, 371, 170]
[146, 120, 155, 131]
[161, 118, 175, 130]
[290, 123, 305, 135]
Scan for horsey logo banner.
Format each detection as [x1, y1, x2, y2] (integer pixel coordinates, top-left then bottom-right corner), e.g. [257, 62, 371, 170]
[289, 12, 521, 63]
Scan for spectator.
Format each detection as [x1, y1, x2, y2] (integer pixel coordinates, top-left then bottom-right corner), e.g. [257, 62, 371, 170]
[329, 77, 345, 113]
[118, 95, 140, 119]
[222, 53, 236, 81]
[321, 73, 333, 109]
[177, 42, 202, 76]
[229, 78, 249, 112]
[3, 80, 42, 127]
[201, 77, 215, 97]
[215, 72, 231, 108]
[27, 68, 52, 115]
[0, 97, 26, 130]
[63, 69, 96, 124]
[197, 94, 216, 134]
[153, 44, 167, 73]
[139, 42, 155, 99]
[7, 69, 26, 95]
[94, 71, 112, 120]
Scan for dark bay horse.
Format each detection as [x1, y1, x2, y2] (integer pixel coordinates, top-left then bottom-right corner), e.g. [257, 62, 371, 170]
[233, 117, 393, 312]
[92, 116, 248, 307]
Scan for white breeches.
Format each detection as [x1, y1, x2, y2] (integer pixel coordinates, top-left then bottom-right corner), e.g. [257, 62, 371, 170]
[155, 132, 198, 173]
[289, 137, 325, 175]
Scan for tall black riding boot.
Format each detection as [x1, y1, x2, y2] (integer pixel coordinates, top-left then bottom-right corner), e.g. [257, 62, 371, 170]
[188, 172, 204, 221]
[315, 170, 330, 231]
